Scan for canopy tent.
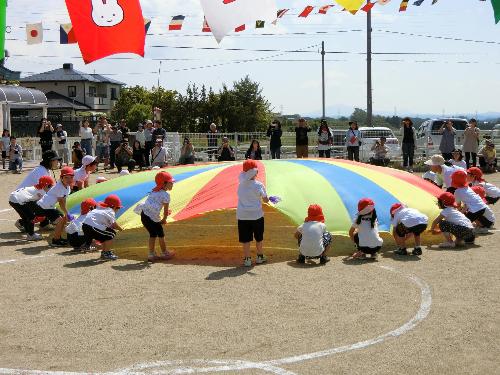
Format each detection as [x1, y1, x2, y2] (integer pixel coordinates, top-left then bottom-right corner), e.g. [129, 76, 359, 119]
[0, 85, 48, 131]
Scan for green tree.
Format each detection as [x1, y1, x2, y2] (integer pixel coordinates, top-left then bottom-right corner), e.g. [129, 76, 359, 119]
[127, 103, 152, 130]
[111, 86, 152, 122]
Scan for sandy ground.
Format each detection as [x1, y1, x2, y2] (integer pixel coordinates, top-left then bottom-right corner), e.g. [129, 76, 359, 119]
[0, 165, 499, 374]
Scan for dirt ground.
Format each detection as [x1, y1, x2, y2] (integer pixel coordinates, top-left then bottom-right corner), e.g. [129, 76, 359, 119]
[0, 166, 499, 374]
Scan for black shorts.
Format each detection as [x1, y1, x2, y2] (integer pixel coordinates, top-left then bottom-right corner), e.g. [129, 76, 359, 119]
[26, 201, 63, 223]
[67, 232, 86, 248]
[396, 223, 428, 237]
[478, 216, 494, 229]
[141, 211, 164, 238]
[486, 196, 499, 205]
[1, 151, 6, 159]
[465, 208, 486, 223]
[238, 217, 264, 243]
[82, 223, 116, 243]
[438, 221, 475, 242]
[353, 233, 381, 255]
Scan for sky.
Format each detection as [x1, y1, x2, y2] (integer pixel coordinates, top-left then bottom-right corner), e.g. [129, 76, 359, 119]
[4, 0, 500, 118]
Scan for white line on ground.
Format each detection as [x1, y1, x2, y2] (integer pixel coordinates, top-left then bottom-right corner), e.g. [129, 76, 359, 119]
[0, 254, 55, 265]
[0, 208, 13, 214]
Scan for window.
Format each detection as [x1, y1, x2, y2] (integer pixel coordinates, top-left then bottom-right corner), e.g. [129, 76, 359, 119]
[110, 87, 118, 100]
[88, 86, 96, 97]
[68, 86, 76, 98]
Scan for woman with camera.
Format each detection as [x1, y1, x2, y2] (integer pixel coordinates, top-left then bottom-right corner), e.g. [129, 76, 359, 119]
[401, 117, 416, 172]
[38, 118, 54, 154]
[345, 121, 361, 161]
[179, 137, 195, 165]
[267, 120, 282, 159]
[317, 120, 333, 158]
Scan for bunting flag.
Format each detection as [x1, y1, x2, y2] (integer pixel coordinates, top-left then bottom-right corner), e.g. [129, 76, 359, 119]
[318, 5, 335, 14]
[169, 15, 185, 30]
[65, 0, 146, 64]
[399, 0, 409, 11]
[26, 22, 43, 45]
[361, 2, 376, 12]
[272, 8, 289, 25]
[202, 17, 211, 32]
[299, 6, 314, 17]
[342, 7, 359, 15]
[0, 0, 5, 60]
[144, 18, 151, 33]
[335, 0, 365, 12]
[234, 24, 245, 32]
[413, 0, 425, 5]
[492, 0, 500, 23]
[432, 0, 439, 4]
[255, 20, 265, 28]
[60, 23, 77, 44]
[378, 0, 392, 4]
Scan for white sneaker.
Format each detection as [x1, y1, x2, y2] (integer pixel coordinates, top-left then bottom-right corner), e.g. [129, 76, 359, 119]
[256, 254, 267, 264]
[15, 220, 25, 232]
[243, 257, 252, 267]
[26, 233, 42, 241]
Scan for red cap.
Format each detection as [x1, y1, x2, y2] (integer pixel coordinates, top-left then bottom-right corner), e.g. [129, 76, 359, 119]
[60, 166, 74, 177]
[358, 198, 375, 215]
[438, 192, 457, 208]
[80, 198, 98, 215]
[152, 171, 175, 192]
[100, 194, 122, 209]
[35, 175, 55, 190]
[451, 170, 468, 188]
[243, 159, 258, 172]
[305, 204, 325, 223]
[467, 167, 484, 182]
[390, 203, 403, 216]
[471, 185, 487, 202]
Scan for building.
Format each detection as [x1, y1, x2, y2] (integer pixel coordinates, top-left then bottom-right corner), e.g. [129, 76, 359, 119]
[0, 85, 47, 132]
[20, 63, 124, 117]
[0, 64, 21, 81]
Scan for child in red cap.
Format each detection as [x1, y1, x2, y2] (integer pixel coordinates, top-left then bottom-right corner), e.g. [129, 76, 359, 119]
[294, 204, 331, 264]
[140, 171, 176, 262]
[65, 198, 98, 250]
[82, 194, 124, 260]
[349, 198, 383, 259]
[9, 175, 55, 241]
[390, 203, 428, 256]
[429, 192, 475, 248]
[237, 160, 269, 267]
[467, 167, 499, 205]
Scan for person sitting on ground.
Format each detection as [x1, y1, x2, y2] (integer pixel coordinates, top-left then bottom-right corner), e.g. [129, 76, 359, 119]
[8, 136, 23, 173]
[218, 137, 235, 162]
[467, 167, 499, 205]
[115, 138, 135, 173]
[424, 154, 464, 192]
[245, 139, 263, 160]
[72, 155, 97, 193]
[370, 137, 390, 166]
[132, 140, 145, 170]
[150, 138, 168, 168]
[9, 175, 55, 241]
[478, 140, 497, 173]
[349, 198, 383, 259]
[429, 192, 475, 248]
[178, 137, 195, 165]
[72, 141, 84, 169]
[295, 204, 331, 264]
[449, 149, 467, 170]
[82, 195, 123, 260]
[65, 198, 97, 251]
[390, 203, 428, 256]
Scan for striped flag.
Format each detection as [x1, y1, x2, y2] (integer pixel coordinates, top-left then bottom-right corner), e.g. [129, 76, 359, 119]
[255, 20, 265, 28]
[272, 8, 289, 25]
[202, 17, 211, 32]
[60, 23, 77, 44]
[144, 18, 151, 33]
[361, 2, 376, 12]
[234, 24, 245, 32]
[169, 15, 185, 31]
[298, 6, 314, 17]
[413, 0, 425, 5]
[399, 0, 409, 11]
[318, 5, 334, 14]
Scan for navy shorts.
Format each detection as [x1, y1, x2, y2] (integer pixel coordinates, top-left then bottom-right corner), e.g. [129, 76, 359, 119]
[82, 223, 116, 243]
[238, 217, 264, 243]
[141, 211, 164, 238]
[353, 233, 381, 255]
[396, 223, 428, 237]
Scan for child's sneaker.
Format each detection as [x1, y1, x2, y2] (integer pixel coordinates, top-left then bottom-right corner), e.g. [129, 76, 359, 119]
[243, 257, 252, 267]
[439, 241, 456, 248]
[147, 253, 159, 262]
[15, 220, 25, 232]
[370, 253, 378, 259]
[26, 233, 42, 241]
[474, 227, 489, 234]
[256, 254, 267, 264]
[394, 247, 408, 256]
[101, 250, 118, 260]
[51, 238, 68, 247]
[296, 254, 306, 264]
[159, 251, 175, 260]
[412, 247, 423, 256]
[319, 255, 330, 264]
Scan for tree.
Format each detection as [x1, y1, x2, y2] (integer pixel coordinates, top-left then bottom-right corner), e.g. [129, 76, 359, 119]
[127, 104, 152, 130]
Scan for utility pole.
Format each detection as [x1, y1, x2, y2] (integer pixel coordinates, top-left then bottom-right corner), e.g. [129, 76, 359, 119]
[366, 1, 373, 127]
[321, 41, 326, 119]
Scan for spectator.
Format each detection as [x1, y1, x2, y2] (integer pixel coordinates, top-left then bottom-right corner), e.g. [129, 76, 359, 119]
[135, 123, 146, 150]
[118, 119, 130, 139]
[478, 140, 497, 173]
[245, 140, 263, 160]
[79, 119, 94, 156]
[317, 119, 333, 158]
[462, 118, 480, 168]
[370, 137, 390, 166]
[144, 120, 154, 167]
[267, 120, 282, 159]
[449, 149, 467, 170]
[401, 117, 416, 172]
[295, 118, 311, 158]
[115, 139, 135, 173]
[218, 137, 235, 161]
[179, 137, 195, 165]
[207, 123, 219, 161]
[152, 120, 167, 141]
[1, 129, 10, 169]
[72, 141, 84, 169]
[54, 124, 69, 167]
[94, 117, 111, 171]
[132, 140, 145, 170]
[108, 125, 123, 169]
[345, 121, 361, 162]
[150, 138, 168, 168]
[439, 120, 456, 160]
[8, 136, 23, 173]
[38, 118, 54, 153]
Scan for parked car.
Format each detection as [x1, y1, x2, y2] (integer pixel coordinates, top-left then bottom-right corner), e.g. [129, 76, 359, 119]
[358, 127, 400, 162]
[415, 118, 468, 156]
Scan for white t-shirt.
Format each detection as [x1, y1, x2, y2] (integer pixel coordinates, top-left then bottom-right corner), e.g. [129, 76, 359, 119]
[80, 127, 94, 140]
[449, 159, 467, 170]
[454, 187, 487, 214]
[236, 175, 267, 220]
[9, 186, 45, 205]
[484, 206, 495, 224]
[74, 166, 89, 184]
[436, 164, 463, 188]
[440, 207, 473, 229]
[391, 207, 428, 228]
[17, 166, 50, 189]
[352, 215, 384, 248]
[297, 221, 328, 257]
[83, 207, 116, 231]
[142, 190, 170, 222]
[65, 214, 87, 235]
[37, 181, 70, 209]
[472, 181, 500, 199]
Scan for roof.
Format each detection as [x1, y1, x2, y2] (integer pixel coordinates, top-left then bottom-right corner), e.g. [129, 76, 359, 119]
[0, 65, 21, 80]
[0, 85, 47, 106]
[20, 66, 125, 85]
[45, 91, 90, 111]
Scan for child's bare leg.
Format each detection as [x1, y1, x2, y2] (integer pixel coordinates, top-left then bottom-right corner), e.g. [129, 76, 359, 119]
[256, 241, 263, 256]
[159, 237, 167, 253]
[242, 242, 251, 258]
[393, 233, 405, 247]
[442, 232, 453, 242]
[414, 234, 422, 247]
[102, 240, 112, 251]
[53, 217, 67, 239]
[148, 237, 156, 254]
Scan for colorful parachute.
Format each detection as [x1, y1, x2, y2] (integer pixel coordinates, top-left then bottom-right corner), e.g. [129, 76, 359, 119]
[67, 159, 442, 235]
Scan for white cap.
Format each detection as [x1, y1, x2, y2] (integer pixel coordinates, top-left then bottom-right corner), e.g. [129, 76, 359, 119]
[424, 154, 445, 166]
[152, 166, 160, 170]
[119, 170, 130, 176]
[82, 155, 96, 167]
[422, 171, 436, 181]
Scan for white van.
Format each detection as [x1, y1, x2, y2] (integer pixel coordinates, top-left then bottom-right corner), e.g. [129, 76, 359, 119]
[416, 118, 468, 156]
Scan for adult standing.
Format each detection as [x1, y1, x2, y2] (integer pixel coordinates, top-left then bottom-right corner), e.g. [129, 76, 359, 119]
[317, 119, 333, 158]
[79, 119, 94, 156]
[144, 120, 154, 167]
[94, 117, 111, 170]
[345, 121, 361, 162]
[108, 125, 123, 169]
[152, 120, 167, 142]
[38, 118, 54, 154]
[267, 120, 282, 159]
[462, 118, 480, 168]
[54, 124, 69, 167]
[118, 119, 130, 140]
[439, 120, 456, 161]
[207, 123, 219, 161]
[401, 117, 416, 172]
[295, 118, 311, 158]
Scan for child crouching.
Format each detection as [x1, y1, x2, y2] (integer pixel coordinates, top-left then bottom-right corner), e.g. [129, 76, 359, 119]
[391, 203, 428, 256]
[467, 167, 499, 205]
[65, 198, 97, 250]
[295, 204, 331, 264]
[349, 198, 383, 259]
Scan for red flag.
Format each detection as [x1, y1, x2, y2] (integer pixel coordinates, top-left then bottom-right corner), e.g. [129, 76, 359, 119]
[202, 17, 211, 32]
[298, 6, 314, 17]
[361, 2, 376, 12]
[234, 24, 245, 32]
[318, 5, 334, 14]
[65, 0, 145, 64]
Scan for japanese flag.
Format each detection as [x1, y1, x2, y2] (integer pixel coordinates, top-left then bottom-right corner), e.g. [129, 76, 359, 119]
[26, 23, 43, 45]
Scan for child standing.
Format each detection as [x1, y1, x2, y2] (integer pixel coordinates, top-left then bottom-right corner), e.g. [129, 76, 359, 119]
[1, 129, 10, 169]
[73, 155, 98, 193]
[294, 204, 331, 264]
[9, 175, 55, 240]
[140, 171, 176, 262]
[65, 198, 97, 250]
[72, 141, 84, 169]
[430, 192, 475, 248]
[349, 198, 383, 259]
[237, 160, 269, 267]
[390, 203, 428, 256]
[467, 167, 499, 205]
[82, 195, 123, 260]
